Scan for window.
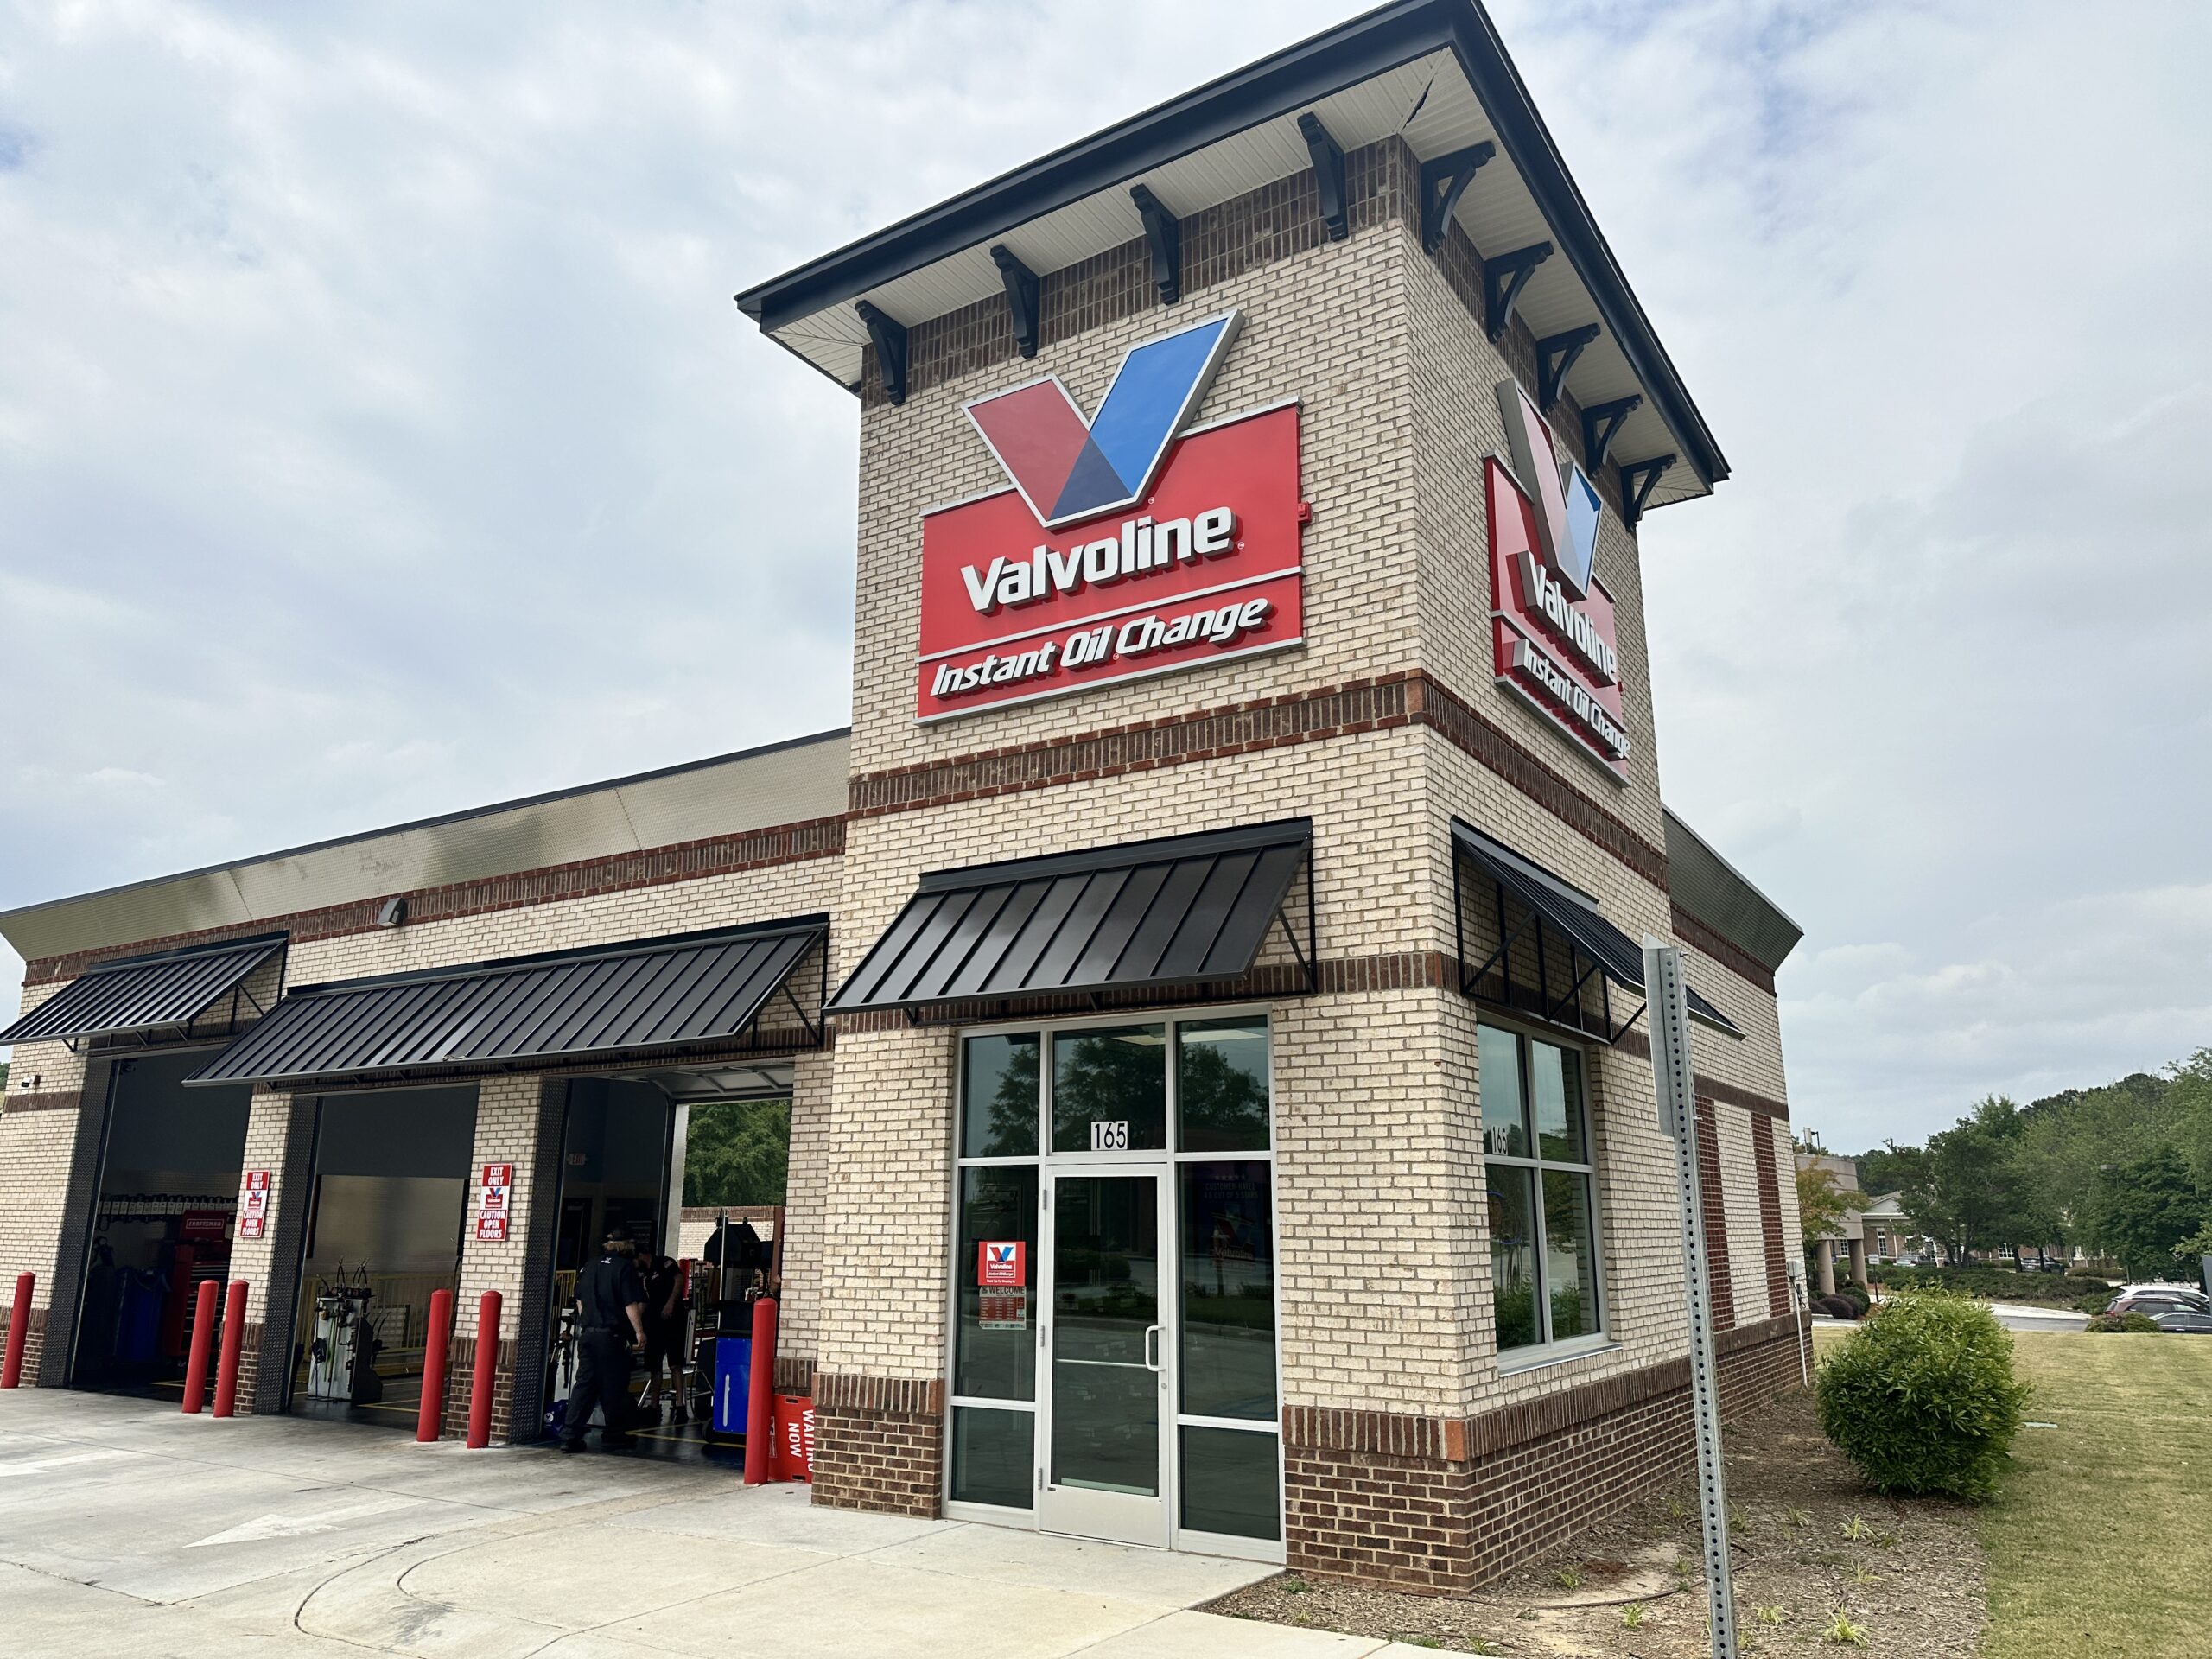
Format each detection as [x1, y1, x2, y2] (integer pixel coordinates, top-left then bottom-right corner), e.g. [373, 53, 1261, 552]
[1478, 1022, 1603, 1357]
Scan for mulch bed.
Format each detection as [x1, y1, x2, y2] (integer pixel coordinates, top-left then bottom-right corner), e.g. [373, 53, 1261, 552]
[1211, 1379, 1986, 1655]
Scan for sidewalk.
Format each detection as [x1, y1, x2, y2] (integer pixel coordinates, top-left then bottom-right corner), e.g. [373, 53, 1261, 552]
[0, 1389, 1434, 1658]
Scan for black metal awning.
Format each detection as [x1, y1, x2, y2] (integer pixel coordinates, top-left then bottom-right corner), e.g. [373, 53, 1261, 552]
[1451, 821, 1739, 1044]
[186, 918, 827, 1089]
[0, 934, 286, 1049]
[828, 819, 1313, 1016]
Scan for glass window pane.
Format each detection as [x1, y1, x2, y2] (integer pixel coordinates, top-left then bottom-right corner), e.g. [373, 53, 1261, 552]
[1179, 1162, 1275, 1420]
[1052, 1025, 1167, 1153]
[963, 1034, 1040, 1158]
[1542, 1171, 1601, 1341]
[950, 1405, 1034, 1509]
[1177, 1017, 1270, 1152]
[955, 1166, 1036, 1400]
[1050, 1174, 1160, 1494]
[1487, 1163, 1541, 1353]
[1532, 1041, 1585, 1164]
[1478, 1025, 1529, 1159]
[1179, 1426, 1281, 1541]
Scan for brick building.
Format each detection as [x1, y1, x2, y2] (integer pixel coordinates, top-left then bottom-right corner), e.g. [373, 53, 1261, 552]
[1, 0, 1803, 1591]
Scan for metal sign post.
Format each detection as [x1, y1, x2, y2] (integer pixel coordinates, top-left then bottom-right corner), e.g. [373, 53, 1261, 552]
[1644, 937, 1738, 1659]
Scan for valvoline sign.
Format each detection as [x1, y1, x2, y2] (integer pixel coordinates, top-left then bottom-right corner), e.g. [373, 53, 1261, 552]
[917, 310, 1305, 721]
[1489, 382, 1631, 780]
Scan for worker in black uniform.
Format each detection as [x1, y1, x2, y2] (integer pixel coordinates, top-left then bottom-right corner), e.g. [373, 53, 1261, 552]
[561, 1235, 649, 1452]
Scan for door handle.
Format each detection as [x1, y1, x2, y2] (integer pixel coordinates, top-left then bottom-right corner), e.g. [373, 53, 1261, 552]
[1143, 1324, 1161, 1373]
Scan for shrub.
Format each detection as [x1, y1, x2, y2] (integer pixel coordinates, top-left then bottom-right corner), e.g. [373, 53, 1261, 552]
[2073, 1288, 2118, 1316]
[1835, 1282, 1872, 1315]
[1813, 1294, 1861, 1319]
[1866, 1264, 2104, 1310]
[2085, 1312, 2162, 1334]
[1816, 1290, 2030, 1501]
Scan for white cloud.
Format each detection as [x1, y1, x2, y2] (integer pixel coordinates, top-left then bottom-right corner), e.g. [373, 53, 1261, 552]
[1, 2, 2206, 1145]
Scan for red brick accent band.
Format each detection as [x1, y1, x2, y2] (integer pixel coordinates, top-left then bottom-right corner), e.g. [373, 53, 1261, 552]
[1283, 1315, 1803, 1592]
[1751, 1118, 1791, 1321]
[1599, 1030, 1791, 1122]
[831, 950, 1455, 1032]
[1694, 1100, 1736, 1330]
[810, 1373, 944, 1518]
[1670, 904, 1777, 995]
[25, 815, 847, 986]
[848, 670, 1672, 892]
[1, 1090, 80, 1115]
[867, 140, 1416, 408]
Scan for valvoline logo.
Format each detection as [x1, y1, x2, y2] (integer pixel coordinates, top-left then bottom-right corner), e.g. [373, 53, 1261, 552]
[964, 311, 1242, 529]
[1497, 380, 1604, 597]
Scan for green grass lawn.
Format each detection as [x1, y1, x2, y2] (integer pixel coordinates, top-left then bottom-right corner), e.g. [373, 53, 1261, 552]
[1981, 1332, 2212, 1658]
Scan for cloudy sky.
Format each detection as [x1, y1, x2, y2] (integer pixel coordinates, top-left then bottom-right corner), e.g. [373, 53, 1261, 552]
[1, 1, 2206, 1149]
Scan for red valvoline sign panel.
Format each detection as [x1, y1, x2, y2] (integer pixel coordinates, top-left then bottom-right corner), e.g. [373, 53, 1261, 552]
[1487, 381, 1631, 780]
[917, 310, 1304, 721]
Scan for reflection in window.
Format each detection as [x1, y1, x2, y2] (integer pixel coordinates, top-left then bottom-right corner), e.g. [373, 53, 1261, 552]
[1478, 1023, 1529, 1158]
[1179, 1161, 1275, 1419]
[951, 1405, 1034, 1509]
[1479, 1024, 1602, 1355]
[963, 1034, 1040, 1158]
[1052, 1025, 1167, 1152]
[1177, 1018, 1270, 1151]
[955, 1166, 1036, 1400]
[1180, 1425, 1281, 1540]
[1543, 1170, 1599, 1341]
[1487, 1165, 1540, 1351]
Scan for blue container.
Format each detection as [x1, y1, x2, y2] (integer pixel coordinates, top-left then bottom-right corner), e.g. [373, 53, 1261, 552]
[713, 1336, 752, 1435]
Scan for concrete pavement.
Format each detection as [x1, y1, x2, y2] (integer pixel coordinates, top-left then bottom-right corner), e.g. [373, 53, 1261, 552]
[0, 1389, 1430, 1658]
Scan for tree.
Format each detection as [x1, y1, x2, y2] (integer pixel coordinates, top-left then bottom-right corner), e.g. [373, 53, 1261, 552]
[2085, 1143, 2202, 1279]
[1797, 1163, 1865, 1246]
[682, 1098, 791, 1208]
[1853, 1139, 1923, 1201]
[1904, 1099, 2034, 1262]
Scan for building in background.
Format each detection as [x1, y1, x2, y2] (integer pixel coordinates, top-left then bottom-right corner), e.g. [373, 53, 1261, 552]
[0, 0, 1803, 1590]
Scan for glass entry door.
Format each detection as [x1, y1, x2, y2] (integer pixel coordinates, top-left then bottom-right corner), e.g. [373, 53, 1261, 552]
[1039, 1169, 1170, 1546]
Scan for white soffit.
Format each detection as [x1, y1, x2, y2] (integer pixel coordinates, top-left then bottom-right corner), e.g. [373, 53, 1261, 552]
[768, 48, 1701, 505]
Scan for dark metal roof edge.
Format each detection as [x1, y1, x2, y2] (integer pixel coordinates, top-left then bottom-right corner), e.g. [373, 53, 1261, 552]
[1660, 806, 1804, 969]
[188, 1027, 828, 1093]
[280, 916, 830, 999]
[0, 936, 289, 1045]
[829, 966, 1290, 1020]
[735, 0, 1441, 328]
[71, 931, 290, 976]
[1449, 819, 1599, 908]
[914, 817, 1312, 893]
[0, 728, 851, 927]
[733, 0, 1724, 490]
[1445, 3, 1726, 487]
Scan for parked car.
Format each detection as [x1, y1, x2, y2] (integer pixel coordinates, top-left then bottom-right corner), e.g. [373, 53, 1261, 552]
[2112, 1284, 2211, 1308]
[2146, 1307, 2212, 1335]
[2107, 1290, 2212, 1323]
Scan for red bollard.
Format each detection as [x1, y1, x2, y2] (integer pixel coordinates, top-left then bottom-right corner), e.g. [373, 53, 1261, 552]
[180, 1280, 221, 1413]
[2, 1273, 33, 1389]
[466, 1290, 501, 1448]
[212, 1281, 249, 1417]
[416, 1288, 454, 1443]
[742, 1295, 779, 1484]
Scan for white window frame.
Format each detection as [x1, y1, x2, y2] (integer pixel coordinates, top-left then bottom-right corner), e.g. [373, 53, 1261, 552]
[1478, 1017, 1613, 1370]
[942, 1004, 1285, 1562]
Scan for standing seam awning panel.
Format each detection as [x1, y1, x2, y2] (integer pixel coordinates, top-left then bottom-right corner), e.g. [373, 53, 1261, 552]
[1452, 822, 1740, 1035]
[0, 938, 285, 1045]
[186, 922, 826, 1087]
[826, 821, 1311, 1015]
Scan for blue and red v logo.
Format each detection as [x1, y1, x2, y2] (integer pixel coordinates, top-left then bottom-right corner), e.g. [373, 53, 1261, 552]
[964, 312, 1241, 530]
